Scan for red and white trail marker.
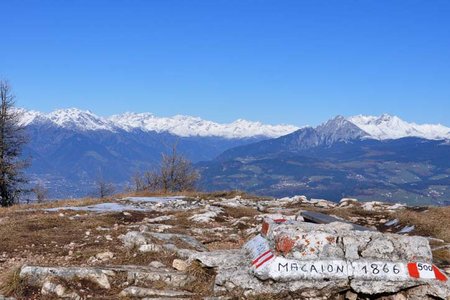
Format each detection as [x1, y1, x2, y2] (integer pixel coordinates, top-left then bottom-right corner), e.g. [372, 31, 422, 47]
[244, 235, 275, 269]
[252, 250, 274, 269]
[408, 262, 448, 282]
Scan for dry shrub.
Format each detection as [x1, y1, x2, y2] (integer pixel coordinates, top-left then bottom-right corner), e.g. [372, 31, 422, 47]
[185, 260, 215, 295]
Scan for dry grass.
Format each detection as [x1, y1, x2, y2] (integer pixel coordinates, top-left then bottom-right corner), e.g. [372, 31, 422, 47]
[164, 210, 201, 233]
[0, 203, 161, 272]
[222, 206, 260, 219]
[0, 210, 119, 254]
[114, 245, 179, 267]
[184, 260, 215, 295]
[0, 266, 40, 298]
[120, 189, 270, 201]
[246, 294, 283, 300]
[195, 190, 270, 201]
[393, 206, 450, 242]
[433, 248, 450, 266]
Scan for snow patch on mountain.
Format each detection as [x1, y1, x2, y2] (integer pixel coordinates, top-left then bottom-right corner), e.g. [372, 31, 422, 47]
[348, 114, 450, 140]
[16, 108, 47, 126]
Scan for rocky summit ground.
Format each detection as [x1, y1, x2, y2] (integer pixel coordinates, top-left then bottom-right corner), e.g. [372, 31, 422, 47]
[0, 192, 449, 299]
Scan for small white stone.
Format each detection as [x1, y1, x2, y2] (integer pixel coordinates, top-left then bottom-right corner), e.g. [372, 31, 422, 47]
[95, 251, 114, 261]
[138, 244, 163, 252]
[172, 259, 189, 271]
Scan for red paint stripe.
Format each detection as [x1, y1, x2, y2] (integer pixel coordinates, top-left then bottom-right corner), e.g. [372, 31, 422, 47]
[433, 266, 448, 282]
[251, 250, 271, 265]
[261, 221, 269, 236]
[255, 254, 274, 269]
[273, 218, 286, 223]
[408, 263, 420, 278]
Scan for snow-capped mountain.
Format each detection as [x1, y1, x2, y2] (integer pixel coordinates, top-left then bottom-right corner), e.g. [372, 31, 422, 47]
[17, 108, 114, 131]
[18, 108, 299, 139]
[47, 108, 115, 131]
[348, 114, 450, 140]
[109, 112, 299, 138]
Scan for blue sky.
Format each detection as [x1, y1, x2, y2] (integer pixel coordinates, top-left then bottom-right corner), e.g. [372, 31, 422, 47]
[1, 0, 449, 126]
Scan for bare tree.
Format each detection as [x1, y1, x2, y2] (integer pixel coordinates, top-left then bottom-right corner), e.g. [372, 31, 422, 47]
[0, 80, 29, 207]
[129, 144, 199, 194]
[151, 144, 199, 193]
[132, 172, 145, 192]
[143, 170, 160, 191]
[32, 181, 48, 203]
[95, 178, 115, 198]
[160, 144, 199, 192]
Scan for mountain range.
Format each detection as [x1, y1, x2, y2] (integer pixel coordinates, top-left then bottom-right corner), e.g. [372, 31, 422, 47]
[199, 116, 450, 205]
[19, 108, 299, 138]
[19, 108, 450, 204]
[21, 108, 298, 198]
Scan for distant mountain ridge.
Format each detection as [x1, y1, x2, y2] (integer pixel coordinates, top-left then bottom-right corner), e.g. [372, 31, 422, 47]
[18, 108, 299, 139]
[198, 116, 450, 206]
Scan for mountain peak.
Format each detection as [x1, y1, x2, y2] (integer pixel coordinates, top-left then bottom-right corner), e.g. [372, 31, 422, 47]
[316, 115, 370, 145]
[323, 115, 348, 125]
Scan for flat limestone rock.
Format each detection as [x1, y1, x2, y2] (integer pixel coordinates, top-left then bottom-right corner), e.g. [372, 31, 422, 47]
[119, 286, 193, 298]
[20, 266, 112, 289]
[127, 269, 189, 287]
[149, 232, 208, 252]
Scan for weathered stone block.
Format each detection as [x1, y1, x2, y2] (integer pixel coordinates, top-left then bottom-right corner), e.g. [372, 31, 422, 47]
[262, 218, 432, 262]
